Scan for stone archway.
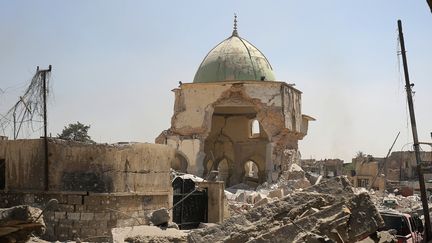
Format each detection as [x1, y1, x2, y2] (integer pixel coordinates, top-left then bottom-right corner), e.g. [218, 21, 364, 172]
[172, 151, 189, 173]
[244, 160, 259, 179]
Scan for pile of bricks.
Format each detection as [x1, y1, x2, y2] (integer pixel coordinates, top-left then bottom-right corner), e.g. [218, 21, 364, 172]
[0, 191, 171, 241]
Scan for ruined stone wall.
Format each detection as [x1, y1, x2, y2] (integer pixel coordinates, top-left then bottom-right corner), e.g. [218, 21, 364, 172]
[386, 151, 432, 181]
[159, 81, 311, 183]
[170, 81, 304, 137]
[0, 139, 175, 193]
[355, 161, 379, 177]
[282, 85, 302, 132]
[48, 140, 174, 193]
[0, 191, 171, 241]
[203, 114, 268, 185]
[0, 139, 45, 190]
[166, 138, 203, 175]
[0, 139, 175, 241]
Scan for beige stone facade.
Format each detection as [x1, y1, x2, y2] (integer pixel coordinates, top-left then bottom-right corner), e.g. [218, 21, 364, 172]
[157, 81, 313, 186]
[0, 139, 175, 241]
[350, 160, 385, 191]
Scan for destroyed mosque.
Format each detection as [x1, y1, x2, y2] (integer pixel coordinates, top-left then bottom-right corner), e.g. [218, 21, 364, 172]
[0, 19, 398, 243]
[156, 21, 314, 187]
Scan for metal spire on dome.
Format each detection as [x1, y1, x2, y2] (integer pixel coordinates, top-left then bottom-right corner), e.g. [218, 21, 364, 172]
[232, 13, 238, 36]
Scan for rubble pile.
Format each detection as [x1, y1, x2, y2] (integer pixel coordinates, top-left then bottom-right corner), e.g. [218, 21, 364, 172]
[189, 177, 384, 242]
[0, 205, 46, 243]
[355, 187, 426, 214]
[225, 164, 314, 214]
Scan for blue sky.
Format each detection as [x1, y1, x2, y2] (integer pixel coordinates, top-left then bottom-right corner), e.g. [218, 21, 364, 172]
[1, 1, 431, 162]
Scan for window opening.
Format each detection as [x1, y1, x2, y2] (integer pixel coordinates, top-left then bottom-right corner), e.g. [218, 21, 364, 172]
[251, 119, 260, 137]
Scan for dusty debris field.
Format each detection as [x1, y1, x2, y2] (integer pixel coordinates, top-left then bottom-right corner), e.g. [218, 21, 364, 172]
[2, 164, 409, 242]
[113, 167, 388, 243]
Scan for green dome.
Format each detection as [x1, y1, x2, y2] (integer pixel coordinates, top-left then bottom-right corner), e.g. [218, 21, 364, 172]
[193, 31, 276, 83]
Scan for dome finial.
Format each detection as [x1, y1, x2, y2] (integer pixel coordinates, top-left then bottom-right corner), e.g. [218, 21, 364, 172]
[232, 13, 238, 36]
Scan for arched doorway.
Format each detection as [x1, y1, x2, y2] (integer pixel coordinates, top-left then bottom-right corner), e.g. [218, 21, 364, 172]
[244, 160, 259, 179]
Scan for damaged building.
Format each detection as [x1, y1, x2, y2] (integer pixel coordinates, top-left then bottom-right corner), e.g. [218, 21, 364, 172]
[300, 158, 344, 178]
[348, 151, 432, 194]
[157, 20, 314, 187]
[0, 19, 321, 242]
[0, 139, 176, 241]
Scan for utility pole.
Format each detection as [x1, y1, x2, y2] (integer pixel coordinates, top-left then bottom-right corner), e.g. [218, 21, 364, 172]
[398, 19, 431, 240]
[39, 65, 52, 191]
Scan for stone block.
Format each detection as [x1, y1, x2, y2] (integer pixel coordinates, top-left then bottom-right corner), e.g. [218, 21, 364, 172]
[80, 227, 96, 238]
[57, 204, 75, 212]
[84, 195, 102, 206]
[74, 220, 88, 227]
[88, 220, 107, 228]
[68, 195, 83, 205]
[80, 212, 94, 221]
[54, 211, 66, 219]
[287, 163, 305, 180]
[75, 205, 85, 212]
[254, 197, 270, 208]
[67, 212, 81, 221]
[268, 188, 283, 199]
[96, 228, 110, 237]
[86, 204, 109, 212]
[95, 212, 111, 221]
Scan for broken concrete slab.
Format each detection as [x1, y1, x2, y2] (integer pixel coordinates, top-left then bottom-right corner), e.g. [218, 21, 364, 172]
[111, 225, 188, 243]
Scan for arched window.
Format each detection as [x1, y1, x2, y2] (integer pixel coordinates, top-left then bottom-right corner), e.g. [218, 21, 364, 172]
[244, 160, 259, 179]
[251, 119, 260, 137]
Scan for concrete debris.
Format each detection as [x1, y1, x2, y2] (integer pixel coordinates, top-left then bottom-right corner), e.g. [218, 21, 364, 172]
[0, 205, 46, 243]
[358, 230, 398, 243]
[285, 163, 305, 180]
[253, 197, 271, 208]
[268, 188, 283, 199]
[356, 187, 429, 215]
[148, 208, 170, 226]
[111, 225, 188, 243]
[198, 223, 218, 228]
[189, 176, 383, 243]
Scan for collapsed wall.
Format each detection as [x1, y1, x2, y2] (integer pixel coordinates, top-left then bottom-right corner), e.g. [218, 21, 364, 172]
[0, 139, 176, 241]
[188, 177, 383, 243]
[157, 81, 314, 186]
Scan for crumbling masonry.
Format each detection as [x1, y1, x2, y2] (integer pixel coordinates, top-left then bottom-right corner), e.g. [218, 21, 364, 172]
[157, 25, 313, 187]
